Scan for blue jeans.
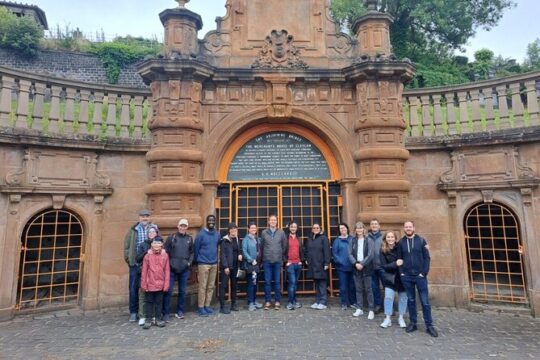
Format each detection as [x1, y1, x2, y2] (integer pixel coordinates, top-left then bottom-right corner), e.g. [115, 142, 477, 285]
[384, 287, 408, 316]
[247, 271, 258, 304]
[402, 275, 433, 327]
[336, 270, 355, 306]
[371, 267, 385, 308]
[128, 265, 140, 314]
[263, 262, 282, 302]
[286, 263, 301, 304]
[163, 269, 190, 316]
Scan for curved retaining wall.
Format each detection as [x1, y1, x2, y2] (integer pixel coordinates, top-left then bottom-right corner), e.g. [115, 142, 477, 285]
[0, 48, 147, 88]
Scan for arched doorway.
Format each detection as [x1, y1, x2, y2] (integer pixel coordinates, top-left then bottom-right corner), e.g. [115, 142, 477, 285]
[464, 203, 528, 305]
[217, 124, 342, 295]
[17, 210, 85, 310]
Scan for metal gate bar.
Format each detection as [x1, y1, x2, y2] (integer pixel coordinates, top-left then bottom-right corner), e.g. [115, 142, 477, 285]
[464, 203, 527, 305]
[17, 210, 84, 310]
[216, 181, 341, 298]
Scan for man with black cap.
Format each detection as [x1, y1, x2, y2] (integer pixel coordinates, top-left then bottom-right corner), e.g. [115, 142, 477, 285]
[123, 208, 156, 322]
[163, 218, 194, 321]
[218, 222, 243, 314]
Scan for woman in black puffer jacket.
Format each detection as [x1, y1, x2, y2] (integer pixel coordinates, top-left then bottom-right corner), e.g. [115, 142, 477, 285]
[379, 230, 408, 329]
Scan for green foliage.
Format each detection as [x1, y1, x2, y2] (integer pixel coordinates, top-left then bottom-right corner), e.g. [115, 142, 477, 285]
[524, 38, 540, 71]
[409, 60, 470, 88]
[331, 0, 515, 61]
[330, 0, 523, 87]
[0, 7, 44, 57]
[329, 0, 366, 30]
[90, 39, 158, 84]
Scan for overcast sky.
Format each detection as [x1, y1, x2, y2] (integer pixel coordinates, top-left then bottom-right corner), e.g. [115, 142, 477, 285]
[33, 0, 540, 62]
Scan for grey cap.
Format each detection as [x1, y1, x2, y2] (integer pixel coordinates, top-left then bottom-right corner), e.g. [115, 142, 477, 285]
[138, 209, 151, 216]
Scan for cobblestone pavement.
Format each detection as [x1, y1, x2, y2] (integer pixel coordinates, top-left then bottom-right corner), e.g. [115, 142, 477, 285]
[0, 299, 539, 360]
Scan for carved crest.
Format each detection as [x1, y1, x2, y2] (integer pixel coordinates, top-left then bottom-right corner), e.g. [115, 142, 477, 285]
[252, 30, 308, 70]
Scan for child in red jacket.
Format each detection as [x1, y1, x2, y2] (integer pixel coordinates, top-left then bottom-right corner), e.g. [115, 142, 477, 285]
[141, 237, 170, 329]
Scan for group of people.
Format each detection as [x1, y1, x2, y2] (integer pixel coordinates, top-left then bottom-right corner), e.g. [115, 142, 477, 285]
[124, 210, 438, 338]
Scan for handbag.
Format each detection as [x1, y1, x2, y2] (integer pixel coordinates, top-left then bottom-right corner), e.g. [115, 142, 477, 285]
[383, 271, 396, 286]
[236, 268, 246, 279]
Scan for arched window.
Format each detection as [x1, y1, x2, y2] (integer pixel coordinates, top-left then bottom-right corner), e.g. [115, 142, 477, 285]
[464, 203, 527, 305]
[17, 210, 84, 310]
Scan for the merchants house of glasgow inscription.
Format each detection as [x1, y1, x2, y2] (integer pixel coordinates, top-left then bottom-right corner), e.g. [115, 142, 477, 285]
[227, 132, 330, 181]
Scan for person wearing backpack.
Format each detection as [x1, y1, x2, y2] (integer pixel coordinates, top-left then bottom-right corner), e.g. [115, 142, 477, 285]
[162, 218, 194, 321]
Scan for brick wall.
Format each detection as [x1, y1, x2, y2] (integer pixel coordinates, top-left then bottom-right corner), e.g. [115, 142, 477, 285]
[0, 48, 147, 88]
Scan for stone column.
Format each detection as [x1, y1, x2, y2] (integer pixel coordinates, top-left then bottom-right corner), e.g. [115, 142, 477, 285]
[142, 6, 207, 233]
[350, 7, 414, 229]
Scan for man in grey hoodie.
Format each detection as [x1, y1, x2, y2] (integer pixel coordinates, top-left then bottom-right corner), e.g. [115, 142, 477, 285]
[367, 219, 384, 313]
[260, 215, 287, 310]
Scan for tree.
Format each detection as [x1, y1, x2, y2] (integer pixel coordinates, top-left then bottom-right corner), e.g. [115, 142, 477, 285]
[330, 0, 515, 62]
[523, 38, 540, 71]
[0, 7, 44, 57]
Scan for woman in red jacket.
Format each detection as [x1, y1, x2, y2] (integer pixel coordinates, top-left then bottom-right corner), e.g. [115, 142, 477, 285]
[141, 237, 170, 329]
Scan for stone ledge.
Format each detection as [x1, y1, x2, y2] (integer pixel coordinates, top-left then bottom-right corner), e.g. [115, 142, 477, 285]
[0, 127, 151, 153]
[406, 125, 540, 150]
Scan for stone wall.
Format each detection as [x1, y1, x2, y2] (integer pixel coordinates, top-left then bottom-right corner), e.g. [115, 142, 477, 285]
[0, 48, 147, 88]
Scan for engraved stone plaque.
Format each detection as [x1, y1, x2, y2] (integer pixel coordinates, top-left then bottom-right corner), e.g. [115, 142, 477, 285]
[227, 131, 330, 181]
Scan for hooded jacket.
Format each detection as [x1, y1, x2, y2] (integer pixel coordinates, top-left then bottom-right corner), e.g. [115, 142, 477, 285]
[141, 248, 170, 292]
[396, 234, 430, 277]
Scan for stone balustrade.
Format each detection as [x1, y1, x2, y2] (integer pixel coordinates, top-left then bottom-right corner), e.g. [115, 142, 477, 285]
[0, 66, 151, 139]
[403, 71, 540, 137]
[2, 66, 539, 140]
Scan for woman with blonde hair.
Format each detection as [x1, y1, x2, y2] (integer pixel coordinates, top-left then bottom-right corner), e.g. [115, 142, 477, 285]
[379, 230, 408, 328]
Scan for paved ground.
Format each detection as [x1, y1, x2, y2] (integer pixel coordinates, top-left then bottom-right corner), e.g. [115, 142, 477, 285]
[0, 299, 539, 360]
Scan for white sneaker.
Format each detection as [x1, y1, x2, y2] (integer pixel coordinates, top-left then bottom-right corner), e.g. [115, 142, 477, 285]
[367, 311, 375, 320]
[353, 309, 363, 317]
[316, 303, 327, 310]
[311, 302, 319, 309]
[138, 318, 145, 326]
[380, 317, 392, 328]
[398, 315, 406, 328]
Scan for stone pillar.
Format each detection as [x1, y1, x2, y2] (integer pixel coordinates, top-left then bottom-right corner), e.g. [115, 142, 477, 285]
[352, 1, 393, 58]
[160, 1, 202, 59]
[143, 6, 207, 233]
[351, 7, 413, 228]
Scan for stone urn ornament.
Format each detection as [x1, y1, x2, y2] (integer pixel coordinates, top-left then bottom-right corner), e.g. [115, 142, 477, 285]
[175, 0, 189, 7]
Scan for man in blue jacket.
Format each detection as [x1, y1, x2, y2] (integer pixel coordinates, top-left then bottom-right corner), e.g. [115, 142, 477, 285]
[194, 215, 220, 317]
[397, 221, 438, 338]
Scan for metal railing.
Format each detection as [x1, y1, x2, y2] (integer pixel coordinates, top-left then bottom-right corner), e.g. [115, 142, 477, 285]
[0, 66, 151, 140]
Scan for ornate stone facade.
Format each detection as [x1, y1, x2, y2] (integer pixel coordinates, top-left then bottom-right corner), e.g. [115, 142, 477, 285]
[138, 0, 414, 235]
[0, 0, 539, 321]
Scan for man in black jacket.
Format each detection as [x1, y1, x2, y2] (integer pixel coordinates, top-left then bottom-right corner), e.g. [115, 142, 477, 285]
[218, 222, 243, 314]
[162, 218, 194, 321]
[397, 221, 438, 338]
